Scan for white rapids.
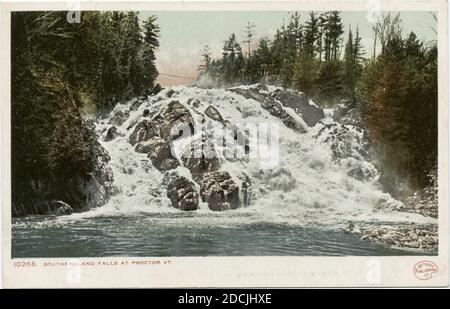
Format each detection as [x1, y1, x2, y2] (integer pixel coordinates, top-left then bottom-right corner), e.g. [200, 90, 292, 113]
[53, 85, 436, 231]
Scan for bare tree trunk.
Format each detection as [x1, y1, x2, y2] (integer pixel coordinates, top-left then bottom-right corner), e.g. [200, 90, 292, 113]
[373, 28, 377, 59]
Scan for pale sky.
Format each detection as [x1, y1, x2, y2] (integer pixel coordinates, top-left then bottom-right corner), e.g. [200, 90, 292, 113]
[139, 11, 437, 86]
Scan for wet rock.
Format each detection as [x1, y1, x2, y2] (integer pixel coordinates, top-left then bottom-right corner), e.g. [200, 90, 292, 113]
[166, 89, 175, 98]
[130, 98, 145, 111]
[104, 126, 119, 142]
[155, 101, 194, 141]
[181, 136, 221, 179]
[135, 140, 154, 153]
[142, 136, 179, 171]
[230, 87, 307, 133]
[129, 120, 159, 145]
[49, 200, 73, 215]
[144, 83, 163, 97]
[165, 174, 199, 211]
[333, 102, 352, 122]
[280, 109, 308, 133]
[108, 110, 129, 126]
[200, 171, 240, 211]
[333, 100, 363, 127]
[12, 116, 115, 217]
[205, 106, 225, 124]
[353, 223, 438, 251]
[127, 119, 138, 131]
[274, 89, 324, 127]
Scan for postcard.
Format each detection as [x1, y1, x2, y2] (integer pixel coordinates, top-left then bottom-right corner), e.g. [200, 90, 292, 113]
[1, 0, 448, 288]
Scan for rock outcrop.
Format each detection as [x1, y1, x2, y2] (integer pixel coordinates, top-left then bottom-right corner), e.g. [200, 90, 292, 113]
[181, 136, 221, 179]
[347, 223, 438, 250]
[108, 110, 129, 126]
[104, 126, 119, 142]
[200, 171, 240, 211]
[129, 120, 159, 146]
[165, 173, 199, 211]
[230, 84, 324, 129]
[12, 119, 115, 217]
[274, 89, 325, 127]
[205, 105, 225, 124]
[137, 136, 179, 171]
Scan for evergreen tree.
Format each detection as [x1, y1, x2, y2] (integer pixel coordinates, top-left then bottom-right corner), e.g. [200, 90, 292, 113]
[344, 27, 355, 97]
[359, 30, 437, 189]
[198, 45, 212, 73]
[303, 11, 320, 57]
[243, 22, 256, 58]
[222, 33, 244, 84]
[343, 26, 364, 99]
[328, 11, 344, 60]
[141, 15, 160, 91]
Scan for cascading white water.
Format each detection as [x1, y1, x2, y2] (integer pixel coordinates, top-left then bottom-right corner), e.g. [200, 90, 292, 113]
[61, 84, 435, 232]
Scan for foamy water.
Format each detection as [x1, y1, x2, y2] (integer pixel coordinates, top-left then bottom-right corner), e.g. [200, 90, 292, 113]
[12, 85, 436, 257]
[53, 86, 434, 228]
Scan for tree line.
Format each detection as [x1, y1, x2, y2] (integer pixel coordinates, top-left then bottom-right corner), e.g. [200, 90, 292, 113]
[199, 11, 362, 104]
[199, 11, 437, 193]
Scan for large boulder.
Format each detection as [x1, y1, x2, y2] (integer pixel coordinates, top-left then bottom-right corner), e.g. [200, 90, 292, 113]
[136, 136, 179, 171]
[181, 136, 221, 179]
[129, 120, 159, 145]
[129, 101, 195, 172]
[108, 110, 129, 126]
[104, 126, 119, 142]
[11, 121, 115, 217]
[230, 87, 307, 133]
[205, 106, 225, 124]
[154, 100, 194, 141]
[165, 174, 199, 211]
[274, 89, 324, 127]
[200, 171, 240, 211]
[143, 83, 163, 97]
[49, 200, 74, 215]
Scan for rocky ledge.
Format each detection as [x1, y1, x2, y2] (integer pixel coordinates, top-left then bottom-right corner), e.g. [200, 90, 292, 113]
[346, 223, 438, 251]
[12, 119, 115, 217]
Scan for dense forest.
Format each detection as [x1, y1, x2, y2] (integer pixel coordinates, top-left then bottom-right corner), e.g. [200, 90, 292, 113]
[11, 11, 160, 215]
[198, 11, 438, 195]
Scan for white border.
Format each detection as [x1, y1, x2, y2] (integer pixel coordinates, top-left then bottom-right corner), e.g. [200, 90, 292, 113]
[0, 0, 448, 288]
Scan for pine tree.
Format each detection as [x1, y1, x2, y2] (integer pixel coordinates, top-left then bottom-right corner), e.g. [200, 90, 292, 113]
[198, 45, 212, 73]
[222, 33, 244, 84]
[303, 11, 320, 57]
[317, 13, 327, 61]
[328, 11, 344, 60]
[141, 15, 160, 90]
[344, 27, 355, 97]
[243, 21, 256, 58]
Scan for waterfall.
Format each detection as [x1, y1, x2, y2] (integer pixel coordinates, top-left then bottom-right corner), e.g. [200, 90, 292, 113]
[68, 84, 434, 231]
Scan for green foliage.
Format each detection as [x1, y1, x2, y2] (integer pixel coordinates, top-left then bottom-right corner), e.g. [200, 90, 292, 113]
[358, 31, 437, 190]
[11, 11, 160, 195]
[293, 52, 319, 94]
[343, 26, 364, 99]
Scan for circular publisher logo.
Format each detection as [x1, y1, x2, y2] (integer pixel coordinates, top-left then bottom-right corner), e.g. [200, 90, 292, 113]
[413, 261, 438, 280]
